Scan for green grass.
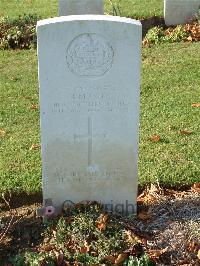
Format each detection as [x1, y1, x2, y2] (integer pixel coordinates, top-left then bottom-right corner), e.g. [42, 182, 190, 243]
[0, 0, 58, 19]
[104, 0, 163, 19]
[0, 42, 199, 194]
[139, 42, 200, 186]
[0, 50, 41, 193]
[0, 0, 163, 19]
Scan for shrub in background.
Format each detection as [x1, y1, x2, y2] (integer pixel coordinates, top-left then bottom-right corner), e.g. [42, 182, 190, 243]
[144, 26, 189, 45]
[0, 14, 199, 50]
[144, 22, 200, 45]
[0, 15, 39, 50]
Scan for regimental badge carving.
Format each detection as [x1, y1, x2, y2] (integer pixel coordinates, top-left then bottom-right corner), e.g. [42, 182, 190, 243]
[66, 33, 114, 77]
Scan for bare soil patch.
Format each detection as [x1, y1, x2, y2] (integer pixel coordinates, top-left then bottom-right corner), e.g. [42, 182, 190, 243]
[140, 16, 165, 37]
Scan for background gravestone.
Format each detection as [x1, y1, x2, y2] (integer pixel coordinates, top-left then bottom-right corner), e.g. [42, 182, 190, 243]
[164, 0, 200, 26]
[59, 0, 104, 16]
[37, 15, 142, 215]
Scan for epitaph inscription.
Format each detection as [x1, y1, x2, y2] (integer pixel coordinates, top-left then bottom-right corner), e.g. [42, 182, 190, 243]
[54, 168, 122, 183]
[66, 33, 114, 77]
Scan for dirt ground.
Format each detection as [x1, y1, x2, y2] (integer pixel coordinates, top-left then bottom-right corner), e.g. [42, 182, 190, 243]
[0, 186, 199, 265]
[0, 201, 43, 263]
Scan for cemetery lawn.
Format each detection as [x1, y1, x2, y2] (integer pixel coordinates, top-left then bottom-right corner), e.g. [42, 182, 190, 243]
[0, 42, 199, 195]
[0, 50, 41, 193]
[0, 0, 163, 19]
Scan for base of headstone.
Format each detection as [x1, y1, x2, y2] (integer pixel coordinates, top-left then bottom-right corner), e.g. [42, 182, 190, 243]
[164, 0, 200, 26]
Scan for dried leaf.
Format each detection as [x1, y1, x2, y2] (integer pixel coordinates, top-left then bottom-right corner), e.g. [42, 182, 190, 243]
[150, 135, 161, 142]
[30, 144, 40, 150]
[165, 189, 187, 199]
[23, 95, 32, 100]
[191, 183, 200, 192]
[148, 247, 168, 260]
[192, 103, 200, 107]
[96, 213, 109, 231]
[165, 220, 173, 225]
[187, 36, 193, 42]
[10, 76, 18, 81]
[142, 39, 150, 47]
[0, 129, 6, 137]
[138, 211, 151, 220]
[52, 229, 57, 238]
[54, 250, 64, 266]
[185, 23, 200, 42]
[65, 239, 76, 251]
[96, 221, 106, 231]
[114, 253, 127, 265]
[137, 191, 146, 204]
[188, 241, 199, 253]
[137, 191, 157, 204]
[65, 217, 74, 224]
[91, 251, 98, 257]
[30, 104, 38, 110]
[125, 230, 141, 244]
[179, 130, 192, 135]
[62, 261, 71, 266]
[102, 213, 109, 223]
[80, 240, 90, 254]
[197, 249, 200, 260]
[105, 255, 116, 264]
[42, 244, 54, 252]
[149, 183, 160, 194]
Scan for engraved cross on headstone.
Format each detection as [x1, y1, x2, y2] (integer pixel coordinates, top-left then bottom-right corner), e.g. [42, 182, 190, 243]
[74, 117, 106, 167]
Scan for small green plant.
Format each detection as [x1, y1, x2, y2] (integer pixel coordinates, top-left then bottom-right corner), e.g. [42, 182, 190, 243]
[8, 203, 151, 265]
[144, 25, 190, 45]
[10, 252, 56, 266]
[24, 252, 56, 266]
[163, 26, 189, 43]
[0, 14, 39, 50]
[195, 8, 200, 24]
[9, 254, 25, 266]
[126, 254, 154, 266]
[107, 0, 122, 16]
[144, 27, 165, 44]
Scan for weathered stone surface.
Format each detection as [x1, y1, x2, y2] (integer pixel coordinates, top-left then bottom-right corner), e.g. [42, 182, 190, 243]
[59, 0, 104, 16]
[37, 15, 142, 215]
[164, 0, 200, 26]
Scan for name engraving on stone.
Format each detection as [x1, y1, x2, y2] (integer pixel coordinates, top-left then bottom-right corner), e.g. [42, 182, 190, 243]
[66, 33, 114, 77]
[50, 86, 129, 114]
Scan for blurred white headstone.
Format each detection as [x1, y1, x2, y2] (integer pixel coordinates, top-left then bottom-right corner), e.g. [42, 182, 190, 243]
[164, 0, 200, 26]
[59, 0, 104, 16]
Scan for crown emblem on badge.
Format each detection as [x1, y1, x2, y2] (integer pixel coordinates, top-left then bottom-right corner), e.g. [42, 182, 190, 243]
[66, 33, 114, 77]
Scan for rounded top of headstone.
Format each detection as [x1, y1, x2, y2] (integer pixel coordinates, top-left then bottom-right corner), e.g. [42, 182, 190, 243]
[37, 15, 142, 28]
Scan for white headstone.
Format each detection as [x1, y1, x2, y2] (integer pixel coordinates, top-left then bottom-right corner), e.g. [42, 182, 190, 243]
[37, 15, 142, 215]
[164, 0, 200, 26]
[59, 0, 104, 16]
